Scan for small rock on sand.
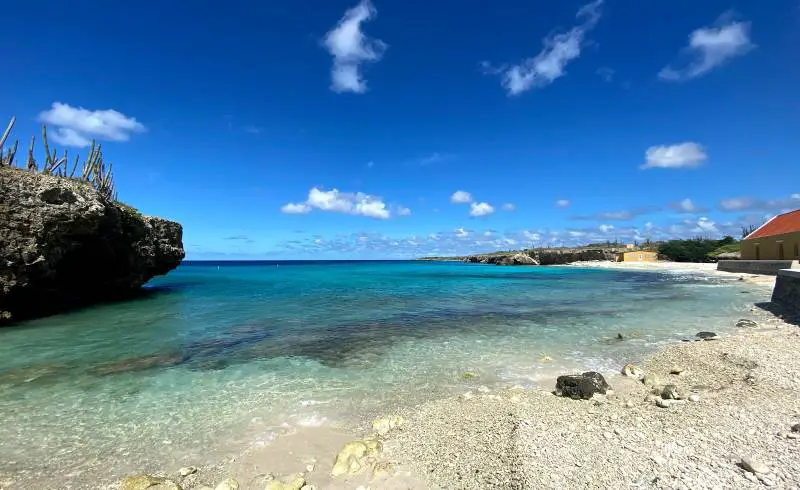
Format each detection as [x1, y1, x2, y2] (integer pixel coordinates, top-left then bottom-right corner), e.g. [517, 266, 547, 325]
[642, 373, 659, 387]
[265, 476, 306, 490]
[736, 319, 759, 328]
[740, 457, 771, 474]
[331, 439, 382, 477]
[661, 385, 680, 400]
[792, 423, 800, 433]
[696, 332, 719, 341]
[669, 366, 685, 375]
[688, 394, 700, 402]
[214, 479, 239, 490]
[554, 372, 610, 400]
[655, 398, 671, 408]
[621, 364, 644, 378]
[178, 467, 197, 477]
[121, 475, 182, 490]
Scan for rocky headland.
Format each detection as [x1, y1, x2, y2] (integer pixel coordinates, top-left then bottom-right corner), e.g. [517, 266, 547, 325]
[419, 248, 618, 266]
[0, 167, 184, 324]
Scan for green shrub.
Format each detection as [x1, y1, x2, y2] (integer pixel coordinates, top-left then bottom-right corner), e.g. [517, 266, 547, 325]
[658, 236, 737, 262]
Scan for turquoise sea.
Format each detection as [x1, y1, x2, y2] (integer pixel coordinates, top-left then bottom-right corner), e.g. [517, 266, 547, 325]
[0, 261, 767, 487]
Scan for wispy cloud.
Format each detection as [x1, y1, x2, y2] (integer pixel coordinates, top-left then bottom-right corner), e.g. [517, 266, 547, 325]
[555, 199, 571, 208]
[418, 152, 453, 166]
[323, 0, 386, 93]
[485, 0, 603, 95]
[37, 102, 146, 147]
[596, 67, 614, 82]
[669, 198, 707, 214]
[242, 125, 264, 134]
[719, 194, 800, 213]
[281, 203, 312, 214]
[450, 190, 473, 204]
[281, 187, 398, 219]
[641, 142, 707, 169]
[572, 207, 655, 221]
[659, 15, 754, 81]
[502, 203, 516, 211]
[469, 202, 495, 217]
[397, 206, 412, 216]
[225, 235, 250, 241]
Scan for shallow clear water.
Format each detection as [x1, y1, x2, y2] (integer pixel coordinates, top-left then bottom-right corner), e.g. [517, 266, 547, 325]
[0, 261, 767, 486]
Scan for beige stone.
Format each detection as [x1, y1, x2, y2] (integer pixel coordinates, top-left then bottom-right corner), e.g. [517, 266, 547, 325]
[372, 415, 404, 436]
[331, 439, 383, 477]
[215, 479, 239, 490]
[121, 475, 182, 490]
[265, 476, 305, 490]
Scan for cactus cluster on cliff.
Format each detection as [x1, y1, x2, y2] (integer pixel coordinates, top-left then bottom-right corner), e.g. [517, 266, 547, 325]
[0, 117, 117, 201]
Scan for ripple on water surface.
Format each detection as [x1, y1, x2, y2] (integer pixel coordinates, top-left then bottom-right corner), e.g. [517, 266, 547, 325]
[0, 261, 767, 486]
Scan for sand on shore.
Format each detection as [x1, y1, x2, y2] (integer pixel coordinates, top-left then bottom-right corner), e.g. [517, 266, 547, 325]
[96, 263, 798, 490]
[566, 260, 778, 288]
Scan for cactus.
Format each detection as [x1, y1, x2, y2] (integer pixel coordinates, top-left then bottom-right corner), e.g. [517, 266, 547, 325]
[1, 116, 119, 201]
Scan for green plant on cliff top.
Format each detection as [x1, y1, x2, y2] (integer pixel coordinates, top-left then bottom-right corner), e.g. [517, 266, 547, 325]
[0, 116, 117, 201]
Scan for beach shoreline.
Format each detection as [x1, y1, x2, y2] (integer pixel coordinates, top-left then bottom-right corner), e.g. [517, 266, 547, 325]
[3, 261, 796, 490]
[130, 262, 799, 490]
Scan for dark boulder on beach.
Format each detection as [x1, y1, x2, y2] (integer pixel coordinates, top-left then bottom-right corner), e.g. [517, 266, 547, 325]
[555, 371, 610, 399]
[0, 167, 184, 324]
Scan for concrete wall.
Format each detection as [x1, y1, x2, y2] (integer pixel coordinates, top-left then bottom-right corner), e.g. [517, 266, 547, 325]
[742, 231, 800, 260]
[772, 269, 800, 312]
[620, 251, 657, 262]
[717, 260, 800, 275]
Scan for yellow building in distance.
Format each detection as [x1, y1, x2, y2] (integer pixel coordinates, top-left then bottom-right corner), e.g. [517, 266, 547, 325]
[619, 251, 658, 262]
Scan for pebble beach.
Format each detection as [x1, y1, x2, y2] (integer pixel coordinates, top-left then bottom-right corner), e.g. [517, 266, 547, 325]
[103, 262, 800, 490]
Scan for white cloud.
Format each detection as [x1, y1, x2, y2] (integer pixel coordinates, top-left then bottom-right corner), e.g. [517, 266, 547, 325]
[502, 203, 516, 211]
[693, 217, 718, 233]
[281, 187, 393, 219]
[397, 206, 412, 216]
[281, 203, 312, 214]
[469, 202, 495, 217]
[670, 198, 707, 213]
[678, 198, 696, 212]
[720, 195, 800, 212]
[455, 227, 469, 238]
[366, 161, 375, 168]
[641, 142, 707, 169]
[323, 0, 386, 94]
[523, 230, 541, 242]
[450, 190, 473, 204]
[38, 102, 145, 148]
[489, 0, 603, 95]
[659, 18, 754, 81]
[599, 224, 615, 233]
[644, 222, 654, 231]
[555, 199, 571, 208]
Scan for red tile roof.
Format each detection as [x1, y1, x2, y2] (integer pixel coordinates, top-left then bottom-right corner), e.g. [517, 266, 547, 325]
[745, 209, 800, 240]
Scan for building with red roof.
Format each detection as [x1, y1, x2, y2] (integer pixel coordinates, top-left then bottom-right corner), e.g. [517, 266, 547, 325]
[741, 209, 800, 260]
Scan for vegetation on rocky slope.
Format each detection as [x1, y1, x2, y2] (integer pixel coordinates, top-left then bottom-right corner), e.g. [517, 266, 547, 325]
[0, 116, 117, 200]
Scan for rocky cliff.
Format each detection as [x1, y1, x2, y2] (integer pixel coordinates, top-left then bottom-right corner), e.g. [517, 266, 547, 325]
[439, 248, 617, 266]
[0, 167, 184, 324]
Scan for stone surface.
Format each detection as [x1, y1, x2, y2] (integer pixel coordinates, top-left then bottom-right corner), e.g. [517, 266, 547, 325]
[621, 363, 643, 378]
[736, 319, 759, 328]
[0, 168, 184, 323]
[120, 475, 182, 490]
[372, 415, 404, 436]
[265, 476, 305, 490]
[740, 457, 770, 474]
[696, 332, 719, 341]
[661, 384, 680, 400]
[655, 398, 671, 408]
[178, 466, 197, 477]
[214, 479, 239, 490]
[331, 439, 382, 477]
[554, 372, 610, 400]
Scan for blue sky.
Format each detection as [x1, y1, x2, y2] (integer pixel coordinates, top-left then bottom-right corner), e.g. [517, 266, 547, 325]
[5, 0, 800, 259]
